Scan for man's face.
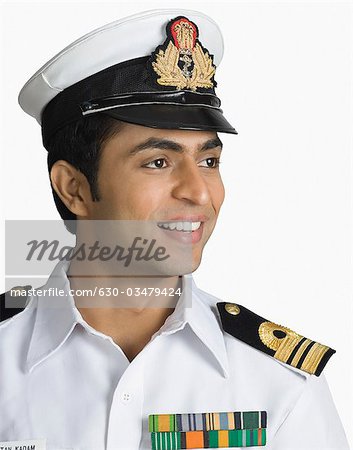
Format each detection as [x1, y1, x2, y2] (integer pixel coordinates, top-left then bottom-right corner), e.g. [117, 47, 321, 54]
[84, 122, 225, 271]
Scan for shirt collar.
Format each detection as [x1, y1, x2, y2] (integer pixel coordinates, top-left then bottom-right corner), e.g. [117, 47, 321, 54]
[25, 259, 82, 373]
[151, 276, 229, 378]
[26, 260, 229, 378]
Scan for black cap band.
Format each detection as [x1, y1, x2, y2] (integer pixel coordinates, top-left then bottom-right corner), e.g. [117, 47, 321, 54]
[80, 90, 221, 115]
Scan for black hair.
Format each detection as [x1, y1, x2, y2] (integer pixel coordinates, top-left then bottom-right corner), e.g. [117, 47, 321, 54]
[46, 115, 124, 234]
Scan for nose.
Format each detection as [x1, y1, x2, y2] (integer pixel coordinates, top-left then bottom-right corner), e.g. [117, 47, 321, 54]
[171, 157, 211, 205]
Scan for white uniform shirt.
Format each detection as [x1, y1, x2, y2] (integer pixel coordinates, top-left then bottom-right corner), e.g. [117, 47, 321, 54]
[0, 260, 349, 450]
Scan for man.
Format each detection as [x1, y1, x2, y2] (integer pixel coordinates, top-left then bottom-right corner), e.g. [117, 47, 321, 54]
[0, 8, 349, 450]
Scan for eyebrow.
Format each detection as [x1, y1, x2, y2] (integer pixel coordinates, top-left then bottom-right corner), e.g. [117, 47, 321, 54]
[129, 136, 223, 155]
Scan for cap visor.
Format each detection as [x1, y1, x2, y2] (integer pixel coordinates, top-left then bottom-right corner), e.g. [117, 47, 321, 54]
[99, 104, 237, 134]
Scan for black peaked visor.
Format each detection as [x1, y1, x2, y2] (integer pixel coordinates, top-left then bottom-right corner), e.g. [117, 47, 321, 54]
[103, 103, 237, 134]
[80, 91, 237, 134]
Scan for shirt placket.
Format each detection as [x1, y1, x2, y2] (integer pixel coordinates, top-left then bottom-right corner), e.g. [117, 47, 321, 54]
[106, 355, 144, 450]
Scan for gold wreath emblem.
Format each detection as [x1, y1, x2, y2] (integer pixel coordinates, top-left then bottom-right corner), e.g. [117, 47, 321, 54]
[152, 40, 216, 91]
[258, 321, 301, 351]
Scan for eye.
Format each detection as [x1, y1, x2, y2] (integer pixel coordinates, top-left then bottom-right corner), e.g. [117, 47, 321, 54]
[143, 158, 168, 169]
[199, 157, 221, 168]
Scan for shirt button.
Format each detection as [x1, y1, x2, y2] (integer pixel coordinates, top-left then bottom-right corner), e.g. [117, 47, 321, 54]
[121, 392, 132, 404]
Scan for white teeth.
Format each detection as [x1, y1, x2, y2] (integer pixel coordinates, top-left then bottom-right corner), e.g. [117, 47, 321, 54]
[157, 221, 202, 232]
[183, 222, 192, 232]
[191, 222, 201, 231]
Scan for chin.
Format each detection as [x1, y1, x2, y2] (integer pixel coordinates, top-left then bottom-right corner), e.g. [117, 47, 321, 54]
[192, 251, 204, 271]
[153, 255, 202, 276]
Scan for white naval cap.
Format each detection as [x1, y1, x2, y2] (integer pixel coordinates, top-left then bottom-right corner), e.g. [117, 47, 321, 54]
[18, 9, 236, 147]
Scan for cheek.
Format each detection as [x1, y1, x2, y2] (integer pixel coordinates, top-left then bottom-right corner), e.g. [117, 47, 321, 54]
[101, 177, 170, 218]
[127, 182, 167, 210]
[209, 177, 225, 212]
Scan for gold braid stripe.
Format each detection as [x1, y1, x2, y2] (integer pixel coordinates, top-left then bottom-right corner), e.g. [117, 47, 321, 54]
[301, 343, 331, 375]
[274, 334, 303, 363]
[290, 338, 312, 368]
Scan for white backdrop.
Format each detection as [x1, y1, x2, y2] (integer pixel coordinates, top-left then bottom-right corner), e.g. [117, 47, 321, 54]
[1, 1, 352, 446]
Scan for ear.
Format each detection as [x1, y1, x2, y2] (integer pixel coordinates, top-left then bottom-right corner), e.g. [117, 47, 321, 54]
[50, 160, 92, 217]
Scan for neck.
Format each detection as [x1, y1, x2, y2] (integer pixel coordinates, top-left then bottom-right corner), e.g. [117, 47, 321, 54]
[67, 259, 183, 361]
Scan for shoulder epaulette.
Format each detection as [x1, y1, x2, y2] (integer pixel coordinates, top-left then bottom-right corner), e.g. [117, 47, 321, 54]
[0, 285, 32, 322]
[217, 302, 335, 376]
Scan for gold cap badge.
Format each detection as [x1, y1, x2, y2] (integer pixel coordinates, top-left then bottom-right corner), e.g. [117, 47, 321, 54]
[150, 16, 216, 91]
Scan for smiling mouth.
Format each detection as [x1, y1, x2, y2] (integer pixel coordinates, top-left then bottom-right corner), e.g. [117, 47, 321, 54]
[157, 221, 202, 232]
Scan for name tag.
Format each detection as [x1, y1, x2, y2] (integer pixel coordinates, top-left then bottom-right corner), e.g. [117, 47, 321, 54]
[0, 440, 46, 450]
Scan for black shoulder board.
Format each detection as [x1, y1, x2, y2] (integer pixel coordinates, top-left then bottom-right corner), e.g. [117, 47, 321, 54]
[217, 302, 335, 376]
[0, 285, 31, 322]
